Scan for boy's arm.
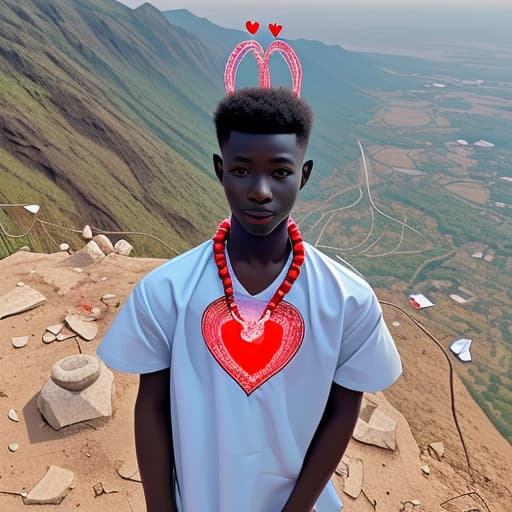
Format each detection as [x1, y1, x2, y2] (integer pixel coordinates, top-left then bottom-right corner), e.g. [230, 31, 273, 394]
[282, 383, 363, 512]
[134, 368, 177, 512]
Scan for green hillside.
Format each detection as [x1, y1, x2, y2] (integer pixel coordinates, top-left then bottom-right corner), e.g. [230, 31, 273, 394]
[0, 0, 226, 258]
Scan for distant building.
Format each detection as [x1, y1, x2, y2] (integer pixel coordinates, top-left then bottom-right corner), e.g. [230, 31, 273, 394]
[456, 139, 469, 146]
[432, 83, 446, 88]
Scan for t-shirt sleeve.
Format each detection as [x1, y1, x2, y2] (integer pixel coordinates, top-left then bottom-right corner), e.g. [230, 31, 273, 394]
[333, 291, 402, 392]
[96, 274, 175, 374]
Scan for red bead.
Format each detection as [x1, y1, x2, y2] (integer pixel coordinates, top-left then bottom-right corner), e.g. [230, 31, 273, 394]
[276, 289, 285, 299]
[218, 267, 229, 277]
[214, 253, 225, 263]
[287, 269, 299, 281]
[293, 242, 304, 253]
[268, 301, 276, 310]
[294, 254, 305, 265]
[280, 281, 292, 293]
[223, 277, 232, 287]
[213, 243, 224, 253]
[225, 287, 233, 295]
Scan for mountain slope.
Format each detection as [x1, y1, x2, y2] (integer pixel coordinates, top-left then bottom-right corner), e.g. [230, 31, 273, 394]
[0, 0, 226, 258]
[164, 9, 425, 200]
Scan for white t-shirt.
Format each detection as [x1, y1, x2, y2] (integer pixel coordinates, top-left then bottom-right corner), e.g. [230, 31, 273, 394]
[97, 240, 402, 512]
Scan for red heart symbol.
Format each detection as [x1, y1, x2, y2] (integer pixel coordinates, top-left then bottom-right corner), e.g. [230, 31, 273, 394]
[202, 298, 304, 394]
[268, 23, 283, 38]
[246, 20, 260, 35]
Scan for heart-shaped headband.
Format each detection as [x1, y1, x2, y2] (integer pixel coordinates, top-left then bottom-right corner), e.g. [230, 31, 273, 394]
[224, 22, 302, 97]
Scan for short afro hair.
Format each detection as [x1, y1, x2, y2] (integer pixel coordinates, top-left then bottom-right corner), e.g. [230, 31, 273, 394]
[213, 87, 313, 149]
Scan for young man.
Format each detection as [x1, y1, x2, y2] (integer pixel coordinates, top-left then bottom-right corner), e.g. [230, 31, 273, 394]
[97, 87, 402, 512]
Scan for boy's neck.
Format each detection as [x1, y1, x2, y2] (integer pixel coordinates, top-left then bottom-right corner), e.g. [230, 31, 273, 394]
[227, 216, 291, 266]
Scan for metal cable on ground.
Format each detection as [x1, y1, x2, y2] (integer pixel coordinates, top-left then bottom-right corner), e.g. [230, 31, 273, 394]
[379, 300, 472, 473]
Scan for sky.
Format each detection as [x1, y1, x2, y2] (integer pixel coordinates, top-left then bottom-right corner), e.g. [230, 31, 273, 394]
[116, 0, 512, 55]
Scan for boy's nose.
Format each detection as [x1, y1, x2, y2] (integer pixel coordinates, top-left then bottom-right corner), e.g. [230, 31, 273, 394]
[248, 176, 272, 203]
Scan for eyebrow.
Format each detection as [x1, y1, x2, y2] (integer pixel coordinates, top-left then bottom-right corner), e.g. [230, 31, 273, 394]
[231, 156, 296, 165]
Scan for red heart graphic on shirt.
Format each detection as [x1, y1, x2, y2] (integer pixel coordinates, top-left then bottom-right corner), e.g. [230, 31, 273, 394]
[268, 23, 283, 38]
[246, 20, 260, 35]
[202, 298, 304, 394]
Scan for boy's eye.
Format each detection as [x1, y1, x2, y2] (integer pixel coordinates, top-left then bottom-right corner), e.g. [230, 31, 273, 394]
[231, 167, 249, 176]
[273, 168, 292, 179]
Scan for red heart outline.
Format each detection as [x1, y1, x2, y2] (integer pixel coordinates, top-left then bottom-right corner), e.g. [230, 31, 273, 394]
[202, 298, 304, 394]
[268, 23, 283, 38]
[246, 20, 260, 35]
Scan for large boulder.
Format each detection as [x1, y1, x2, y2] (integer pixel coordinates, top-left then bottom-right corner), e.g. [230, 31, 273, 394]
[352, 397, 397, 451]
[37, 355, 113, 430]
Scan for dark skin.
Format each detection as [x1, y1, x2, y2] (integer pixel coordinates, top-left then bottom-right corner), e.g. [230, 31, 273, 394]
[135, 130, 363, 511]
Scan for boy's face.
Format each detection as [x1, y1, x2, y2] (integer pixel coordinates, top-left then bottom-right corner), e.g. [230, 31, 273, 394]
[213, 131, 313, 236]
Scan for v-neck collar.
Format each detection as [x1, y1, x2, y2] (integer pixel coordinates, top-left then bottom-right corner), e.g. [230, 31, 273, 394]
[224, 247, 293, 300]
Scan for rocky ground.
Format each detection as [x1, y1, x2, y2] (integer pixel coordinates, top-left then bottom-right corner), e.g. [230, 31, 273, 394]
[0, 240, 510, 511]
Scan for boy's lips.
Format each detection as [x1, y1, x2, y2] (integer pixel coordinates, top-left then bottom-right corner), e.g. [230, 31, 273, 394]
[242, 210, 275, 224]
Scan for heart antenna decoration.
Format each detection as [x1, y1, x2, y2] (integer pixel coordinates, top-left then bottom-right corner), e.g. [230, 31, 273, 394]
[225, 22, 302, 97]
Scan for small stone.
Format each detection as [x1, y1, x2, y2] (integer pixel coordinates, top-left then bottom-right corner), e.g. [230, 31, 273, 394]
[46, 323, 64, 336]
[82, 225, 93, 240]
[101, 293, 120, 307]
[8, 442, 19, 452]
[23, 465, 76, 505]
[73, 267, 83, 273]
[392, 321, 400, 327]
[85, 240, 105, 261]
[93, 235, 114, 255]
[421, 465, 430, 475]
[42, 332, 56, 344]
[12, 335, 29, 348]
[56, 328, 76, 342]
[65, 314, 98, 341]
[117, 461, 142, 482]
[59, 243, 70, 252]
[100, 276, 107, 281]
[411, 499, 421, 506]
[19, 246, 31, 252]
[90, 307, 102, 319]
[16, 281, 25, 287]
[114, 239, 133, 256]
[428, 441, 445, 460]
[8, 409, 20, 422]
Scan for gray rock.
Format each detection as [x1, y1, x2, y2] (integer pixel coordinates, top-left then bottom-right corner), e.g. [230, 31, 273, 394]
[12, 335, 29, 348]
[23, 465, 75, 505]
[353, 398, 397, 451]
[37, 362, 113, 430]
[93, 234, 114, 255]
[42, 332, 56, 344]
[101, 293, 120, 307]
[117, 460, 142, 482]
[59, 243, 70, 252]
[56, 328, 76, 342]
[341, 455, 363, 499]
[8, 408, 20, 422]
[64, 314, 98, 341]
[51, 354, 101, 391]
[428, 441, 445, 460]
[19, 246, 31, 252]
[46, 323, 64, 336]
[82, 225, 93, 240]
[85, 240, 105, 261]
[114, 239, 133, 256]
[8, 442, 19, 452]
[0, 286, 47, 320]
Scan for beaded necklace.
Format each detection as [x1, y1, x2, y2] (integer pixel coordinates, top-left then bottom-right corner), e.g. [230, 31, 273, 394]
[212, 217, 305, 342]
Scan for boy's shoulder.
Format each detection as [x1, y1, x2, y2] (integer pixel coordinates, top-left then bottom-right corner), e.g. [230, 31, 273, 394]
[303, 241, 374, 296]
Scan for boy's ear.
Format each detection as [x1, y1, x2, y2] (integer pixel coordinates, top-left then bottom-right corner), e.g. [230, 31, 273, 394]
[213, 154, 224, 183]
[300, 160, 313, 189]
